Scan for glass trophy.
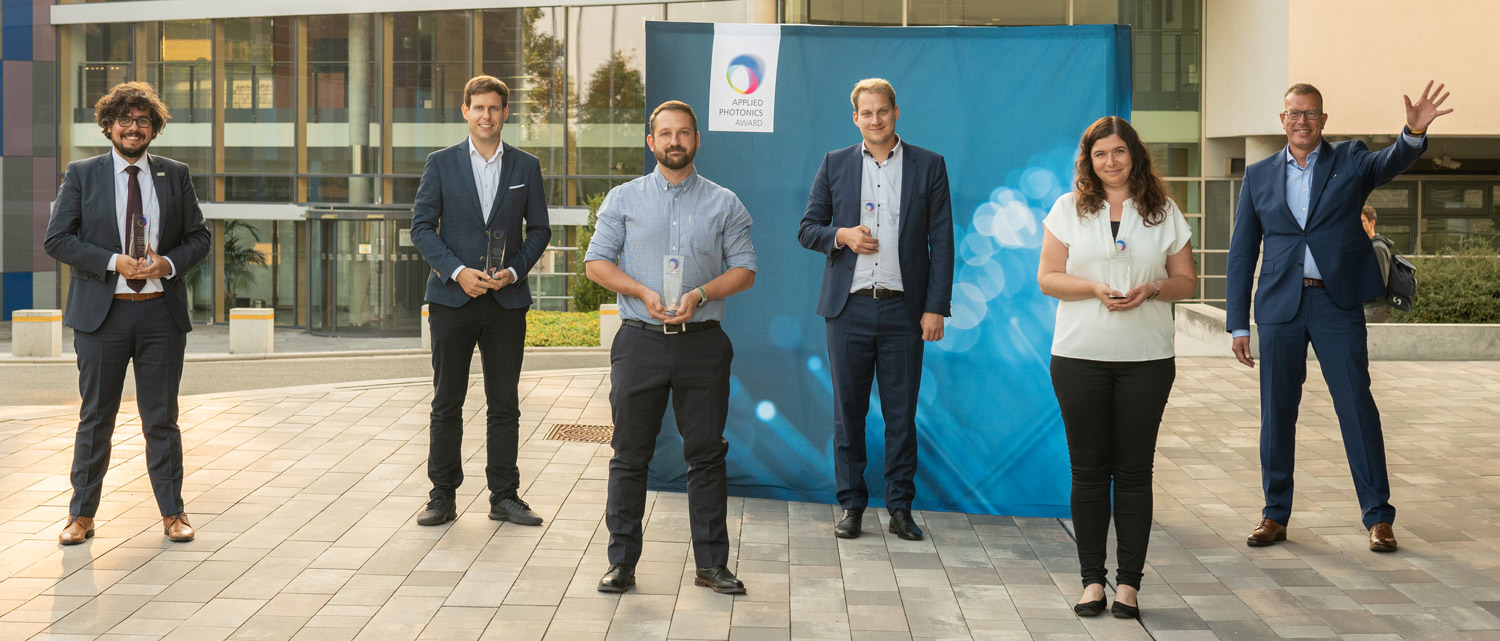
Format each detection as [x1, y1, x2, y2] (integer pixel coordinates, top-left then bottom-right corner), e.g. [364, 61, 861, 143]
[133, 217, 151, 267]
[1107, 238, 1131, 298]
[663, 255, 684, 314]
[485, 229, 506, 280]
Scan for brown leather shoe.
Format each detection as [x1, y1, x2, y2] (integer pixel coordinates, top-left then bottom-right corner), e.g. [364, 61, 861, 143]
[59, 515, 95, 545]
[1369, 522, 1397, 552]
[1246, 518, 1287, 547]
[163, 513, 195, 542]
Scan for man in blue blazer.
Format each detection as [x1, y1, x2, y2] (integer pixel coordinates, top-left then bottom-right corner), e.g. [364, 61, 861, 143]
[409, 76, 551, 528]
[798, 79, 953, 541]
[44, 82, 212, 545]
[1228, 82, 1452, 552]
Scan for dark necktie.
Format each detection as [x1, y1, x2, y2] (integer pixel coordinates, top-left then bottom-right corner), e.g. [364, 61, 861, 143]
[125, 165, 146, 292]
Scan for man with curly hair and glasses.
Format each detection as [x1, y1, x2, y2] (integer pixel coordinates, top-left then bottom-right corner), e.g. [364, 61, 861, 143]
[44, 81, 212, 545]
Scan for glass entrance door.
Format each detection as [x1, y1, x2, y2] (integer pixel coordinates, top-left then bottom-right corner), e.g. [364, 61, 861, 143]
[311, 213, 427, 336]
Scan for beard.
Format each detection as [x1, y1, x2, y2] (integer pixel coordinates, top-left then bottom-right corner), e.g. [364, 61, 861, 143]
[654, 145, 695, 170]
[112, 135, 149, 160]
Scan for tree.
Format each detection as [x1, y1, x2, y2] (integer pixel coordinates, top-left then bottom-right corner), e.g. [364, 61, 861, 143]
[570, 192, 615, 312]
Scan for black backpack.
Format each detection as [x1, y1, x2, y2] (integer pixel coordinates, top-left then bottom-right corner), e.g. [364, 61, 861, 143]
[1385, 252, 1416, 311]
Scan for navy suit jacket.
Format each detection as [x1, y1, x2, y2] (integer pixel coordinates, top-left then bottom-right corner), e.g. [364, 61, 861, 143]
[798, 142, 954, 326]
[1226, 134, 1426, 332]
[409, 140, 551, 309]
[43, 152, 212, 334]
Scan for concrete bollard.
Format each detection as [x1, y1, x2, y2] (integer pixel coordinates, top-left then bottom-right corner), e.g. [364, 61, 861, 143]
[599, 304, 620, 349]
[12, 309, 63, 357]
[228, 307, 275, 354]
[421, 304, 430, 350]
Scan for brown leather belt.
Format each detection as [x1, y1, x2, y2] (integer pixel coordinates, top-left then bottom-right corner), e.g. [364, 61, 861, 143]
[114, 292, 164, 301]
[853, 287, 904, 299]
[1302, 278, 1325, 287]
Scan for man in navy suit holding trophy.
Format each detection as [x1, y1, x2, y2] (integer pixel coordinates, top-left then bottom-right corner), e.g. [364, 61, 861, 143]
[409, 75, 551, 528]
[799, 78, 954, 542]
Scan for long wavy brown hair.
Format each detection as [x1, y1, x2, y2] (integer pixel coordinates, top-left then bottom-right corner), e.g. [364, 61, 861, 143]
[1072, 116, 1172, 226]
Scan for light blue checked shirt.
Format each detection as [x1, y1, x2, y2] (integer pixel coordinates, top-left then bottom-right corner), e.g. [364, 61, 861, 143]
[585, 168, 757, 323]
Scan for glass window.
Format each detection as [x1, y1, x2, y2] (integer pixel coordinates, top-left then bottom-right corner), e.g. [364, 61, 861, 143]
[569, 4, 663, 204]
[143, 21, 213, 123]
[486, 8, 567, 178]
[392, 12, 469, 123]
[909, 0, 1067, 26]
[309, 13, 383, 205]
[68, 23, 135, 163]
[228, 220, 298, 325]
[1072, 0, 1120, 24]
[140, 21, 213, 183]
[391, 12, 471, 175]
[800, 0, 904, 25]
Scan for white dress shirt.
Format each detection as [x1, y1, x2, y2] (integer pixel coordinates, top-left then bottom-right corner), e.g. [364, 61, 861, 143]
[107, 150, 176, 293]
[849, 137, 904, 292]
[450, 137, 517, 283]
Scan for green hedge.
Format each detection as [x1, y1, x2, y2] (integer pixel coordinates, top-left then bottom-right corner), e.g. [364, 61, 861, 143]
[1389, 243, 1500, 324]
[525, 310, 600, 346]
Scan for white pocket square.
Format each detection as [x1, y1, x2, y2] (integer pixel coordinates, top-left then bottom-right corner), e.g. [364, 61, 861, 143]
[509, 183, 526, 190]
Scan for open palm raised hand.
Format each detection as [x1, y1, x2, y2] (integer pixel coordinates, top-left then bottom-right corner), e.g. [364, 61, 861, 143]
[1404, 80, 1453, 132]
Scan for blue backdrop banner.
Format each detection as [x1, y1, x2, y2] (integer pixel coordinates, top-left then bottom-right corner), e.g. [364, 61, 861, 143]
[639, 22, 1131, 517]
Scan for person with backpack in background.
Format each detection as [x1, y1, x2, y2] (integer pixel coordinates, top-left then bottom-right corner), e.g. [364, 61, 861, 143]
[1362, 206, 1395, 323]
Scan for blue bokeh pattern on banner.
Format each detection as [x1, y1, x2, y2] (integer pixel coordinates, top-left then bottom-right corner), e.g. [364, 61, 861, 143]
[640, 23, 1131, 517]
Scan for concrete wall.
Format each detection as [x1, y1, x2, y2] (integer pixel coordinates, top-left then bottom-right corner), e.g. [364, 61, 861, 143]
[1289, 0, 1499, 138]
[1203, 0, 1289, 139]
[1206, 0, 1500, 140]
[1174, 303, 1500, 361]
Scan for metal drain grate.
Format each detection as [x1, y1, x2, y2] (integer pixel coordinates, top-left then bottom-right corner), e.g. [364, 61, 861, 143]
[545, 424, 613, 443]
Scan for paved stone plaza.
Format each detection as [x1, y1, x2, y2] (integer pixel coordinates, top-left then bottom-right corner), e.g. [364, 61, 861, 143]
[2, 357, 1499, 640]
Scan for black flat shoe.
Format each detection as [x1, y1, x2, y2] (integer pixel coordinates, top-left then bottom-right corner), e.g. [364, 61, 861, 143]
[835, 508, 864, 539]
[1112, 601, 1140, 619]
[489, 495, 543, 526]
[694, 565, 746, 594]
[416, 497, 457, 526]
[888, 509, 924, 541]
[597, 563, 636, 593]
[1073, 598, 1107, 616]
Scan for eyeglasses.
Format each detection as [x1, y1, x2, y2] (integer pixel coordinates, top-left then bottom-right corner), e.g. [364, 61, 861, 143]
[1281, 110, 1324, 121]
[114, 116, 153, 129]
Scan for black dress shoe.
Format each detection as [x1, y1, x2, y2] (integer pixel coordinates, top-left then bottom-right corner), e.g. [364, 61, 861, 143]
[489, 495, 543, 526]
[694, 565, 746, 594]
[416, 497, 457, 526]
[834, 508, 864, 539]
[1073, 598, 1107, 617]
[597, 563, 636, 593]
[1111, 600, 1140, 619]
[888, 509, 924, 541]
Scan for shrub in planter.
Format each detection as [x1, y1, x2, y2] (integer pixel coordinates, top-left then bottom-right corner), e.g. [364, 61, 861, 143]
[1389, 242, 1500, 324]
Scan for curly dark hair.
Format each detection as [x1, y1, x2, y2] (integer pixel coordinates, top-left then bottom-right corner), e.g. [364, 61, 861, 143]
[94, 81, 171, 140]
[1072, 116, 1173, 227]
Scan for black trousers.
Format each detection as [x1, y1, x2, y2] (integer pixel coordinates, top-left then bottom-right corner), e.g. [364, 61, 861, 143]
[826, 295, 923, 512]
[605, 324, 733, 568]
[427, 295, 527, 502]
[1050, 355, 1175, 590]
[70, 296, 188, 518]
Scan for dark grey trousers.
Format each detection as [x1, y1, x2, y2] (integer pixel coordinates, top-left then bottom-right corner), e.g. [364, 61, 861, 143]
[70, 296, 188, 518]
[605, 323, 733, 568]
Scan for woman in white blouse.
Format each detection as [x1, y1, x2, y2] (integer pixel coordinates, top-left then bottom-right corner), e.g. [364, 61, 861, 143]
[1038, 116, 1198, 620]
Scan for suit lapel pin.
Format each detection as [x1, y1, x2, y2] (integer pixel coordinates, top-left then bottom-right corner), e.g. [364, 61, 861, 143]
[156, 172, 166, 177]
